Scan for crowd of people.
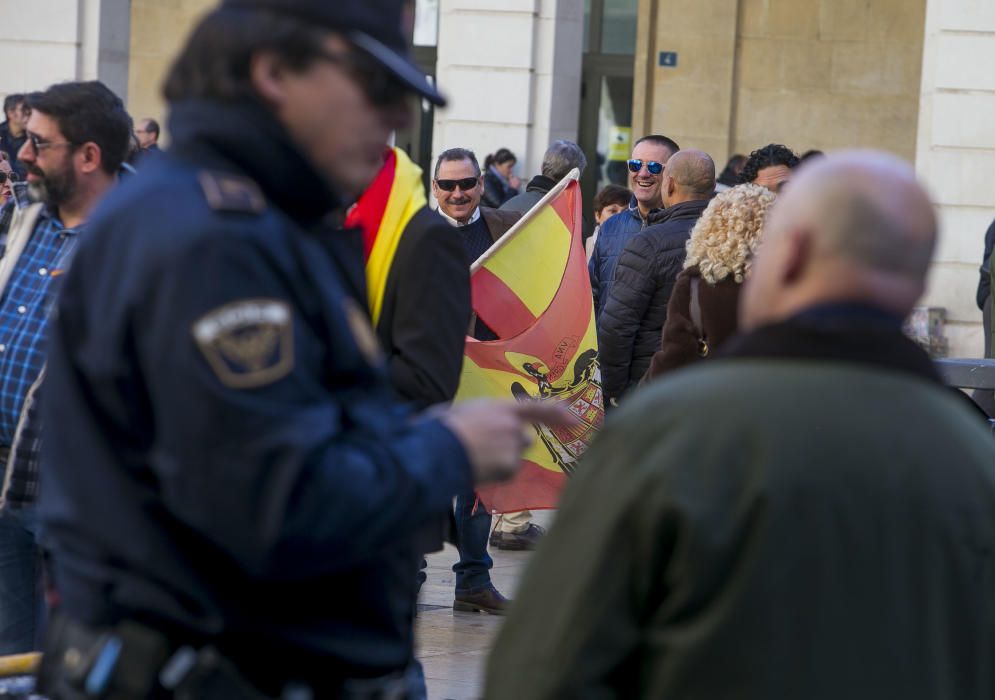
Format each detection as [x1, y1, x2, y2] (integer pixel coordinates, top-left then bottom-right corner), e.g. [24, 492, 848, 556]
[0, 0, 994, 698]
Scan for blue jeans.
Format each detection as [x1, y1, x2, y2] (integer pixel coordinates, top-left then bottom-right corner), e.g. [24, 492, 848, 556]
[0, 508, 43, 654]
[452, 488, 493, 592]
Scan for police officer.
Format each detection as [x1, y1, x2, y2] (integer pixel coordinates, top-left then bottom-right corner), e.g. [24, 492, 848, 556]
[36, 1, 567, 698]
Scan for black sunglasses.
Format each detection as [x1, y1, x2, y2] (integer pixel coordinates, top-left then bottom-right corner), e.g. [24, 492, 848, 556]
[435, 177, 479, 192]
[315, 48, 410, 108]
[0, 171, 18, 185]
[627, 159, 664, 175]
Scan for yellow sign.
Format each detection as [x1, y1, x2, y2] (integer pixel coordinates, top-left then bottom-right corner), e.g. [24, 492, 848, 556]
[607, 126, 632, 161]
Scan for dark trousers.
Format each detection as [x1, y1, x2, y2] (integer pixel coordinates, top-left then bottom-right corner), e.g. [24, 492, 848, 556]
[0, 507, 43, 655]
[452, 488, 493, 593]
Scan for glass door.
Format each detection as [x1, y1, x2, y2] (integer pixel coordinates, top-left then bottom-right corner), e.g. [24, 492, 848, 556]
[578, 0, 638, 215]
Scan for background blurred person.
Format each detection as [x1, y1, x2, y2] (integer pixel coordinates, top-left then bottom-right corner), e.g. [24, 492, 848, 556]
[642, 183, 776, 381]
[481, 147, 520, 208]
[585, 183, 630, 261]
[0, 94, 28, 177]
[500, 140, 587, 215]
[740, 142, 799, 193]
[133, 117, 160, 153]
[0, 153, 16, 205]
[976, 217, 995, 415]
[714, 152, 746, 192]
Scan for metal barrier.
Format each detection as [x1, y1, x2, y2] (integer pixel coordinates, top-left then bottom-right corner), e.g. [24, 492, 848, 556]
[935, 358, 995, 431]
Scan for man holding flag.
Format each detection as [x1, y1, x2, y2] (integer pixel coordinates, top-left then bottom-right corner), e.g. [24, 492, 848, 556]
[450, 148, 604, 572]
[430, 147, 520, 614]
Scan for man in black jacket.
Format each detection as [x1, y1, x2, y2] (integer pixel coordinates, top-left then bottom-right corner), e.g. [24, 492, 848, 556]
[374, 205, 471, 409]
[599, 149, 715, 404]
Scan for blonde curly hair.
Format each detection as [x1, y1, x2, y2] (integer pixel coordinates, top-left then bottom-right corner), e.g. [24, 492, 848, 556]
[684, 183, 777, 284]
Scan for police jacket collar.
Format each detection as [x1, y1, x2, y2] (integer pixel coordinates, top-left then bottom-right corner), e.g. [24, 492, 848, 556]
[167, 99, 341, 227]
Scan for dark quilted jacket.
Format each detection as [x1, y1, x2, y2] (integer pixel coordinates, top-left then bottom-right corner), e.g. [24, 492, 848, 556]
[598, 199, 711, 402]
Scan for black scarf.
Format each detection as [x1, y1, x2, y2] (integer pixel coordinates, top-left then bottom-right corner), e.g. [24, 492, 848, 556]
[719, 303, 942, 385]
[167, 99, 341, 228]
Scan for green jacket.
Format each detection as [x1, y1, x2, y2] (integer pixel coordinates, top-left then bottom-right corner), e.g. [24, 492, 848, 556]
[487, 357, 995, 699]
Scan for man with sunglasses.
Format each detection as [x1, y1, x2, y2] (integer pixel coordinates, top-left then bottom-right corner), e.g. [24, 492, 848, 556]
[598, 150, 716, 404]
[431, 147, 522, 614]
[0, 81, 131, 657]
[35, 2, 568, 698]
[589, 134, 680, 323]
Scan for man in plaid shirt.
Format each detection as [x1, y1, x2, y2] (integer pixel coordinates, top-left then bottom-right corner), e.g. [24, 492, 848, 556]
[0, 81, 130, 654]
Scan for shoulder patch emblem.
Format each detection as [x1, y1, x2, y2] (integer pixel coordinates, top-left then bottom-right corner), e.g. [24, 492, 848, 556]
[198, 171, 266, 214]
[192, 299, 293, 388]
[342, 298, 383, 365]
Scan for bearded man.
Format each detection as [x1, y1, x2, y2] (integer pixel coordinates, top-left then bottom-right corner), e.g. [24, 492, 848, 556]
[0, 80, 130, 654]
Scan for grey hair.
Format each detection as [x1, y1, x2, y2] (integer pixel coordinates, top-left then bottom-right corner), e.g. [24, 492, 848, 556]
[541, 140, 587, 181]
[434, 148, 480, 179]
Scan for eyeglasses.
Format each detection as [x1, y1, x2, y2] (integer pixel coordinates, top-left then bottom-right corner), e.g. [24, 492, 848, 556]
[435, 177, 480, 192]
[627, 159, 664, 175]
[315, 48, 410, 108]
[0, 171, 18, 185]
[26, 132, 74, 153]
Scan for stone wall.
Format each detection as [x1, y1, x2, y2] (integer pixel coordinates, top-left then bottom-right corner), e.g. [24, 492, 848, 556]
[127, 0, 216, 142]
[432, 0, 583, 183]
[915, 0, 995, 357]
[0, 0, 131, 102]
[634, 0, 927, 166]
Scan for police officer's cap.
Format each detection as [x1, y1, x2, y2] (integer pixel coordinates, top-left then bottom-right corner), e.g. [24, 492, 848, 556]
[222, 0, 446, 107]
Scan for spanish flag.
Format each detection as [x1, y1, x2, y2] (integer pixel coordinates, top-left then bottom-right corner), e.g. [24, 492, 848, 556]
[456, 171, 604, 513]
[345, 147, 426, 325]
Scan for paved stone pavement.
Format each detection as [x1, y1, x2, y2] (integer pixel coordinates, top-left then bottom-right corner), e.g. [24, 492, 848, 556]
[416, 510, 554, 700]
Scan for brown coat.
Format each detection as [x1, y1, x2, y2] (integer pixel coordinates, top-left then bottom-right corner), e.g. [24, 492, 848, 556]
[643, 266, 742, 381]
[481, 206, 521, 243]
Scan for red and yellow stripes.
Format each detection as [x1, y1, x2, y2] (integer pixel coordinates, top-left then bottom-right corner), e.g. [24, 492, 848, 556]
[345, 147, 427, 326]
[456, 176, 604, 513]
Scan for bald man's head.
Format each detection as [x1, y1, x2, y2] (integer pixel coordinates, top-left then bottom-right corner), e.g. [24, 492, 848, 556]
[662, 149, 716, 207]
[740, 150, 937, 330]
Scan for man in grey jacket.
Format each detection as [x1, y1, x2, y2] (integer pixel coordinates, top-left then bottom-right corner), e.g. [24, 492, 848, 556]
[500, 140, 587, 215]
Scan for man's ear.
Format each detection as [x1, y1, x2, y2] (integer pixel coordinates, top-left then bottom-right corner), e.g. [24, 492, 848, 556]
[782, 229, 812, 285]
[250, 51, 290, 106]
[666, 175, 676, 197]
[76, 142, 102, 175]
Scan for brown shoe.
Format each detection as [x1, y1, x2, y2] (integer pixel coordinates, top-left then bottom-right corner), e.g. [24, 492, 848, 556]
[453, 586, 510, 615]
[489, 523, 546, 551]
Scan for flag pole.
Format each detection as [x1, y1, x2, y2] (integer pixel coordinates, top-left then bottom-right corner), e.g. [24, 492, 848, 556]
[469, 168, 580, 273]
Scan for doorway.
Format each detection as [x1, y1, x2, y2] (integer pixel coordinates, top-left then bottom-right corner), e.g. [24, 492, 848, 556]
[578, 0, 638, 214]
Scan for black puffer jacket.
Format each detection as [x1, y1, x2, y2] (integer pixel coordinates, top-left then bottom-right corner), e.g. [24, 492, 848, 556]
[598, 199, 711, 402]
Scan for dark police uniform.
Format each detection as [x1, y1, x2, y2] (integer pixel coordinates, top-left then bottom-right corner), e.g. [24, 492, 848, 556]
[37, 98, 471, 697]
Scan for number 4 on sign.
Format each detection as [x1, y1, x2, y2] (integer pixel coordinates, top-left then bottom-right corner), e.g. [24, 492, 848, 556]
[659, 52, 678, 68]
